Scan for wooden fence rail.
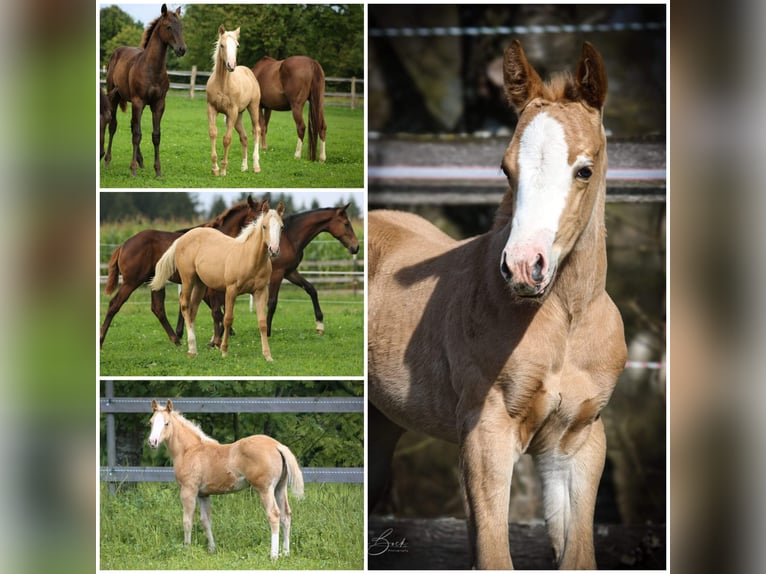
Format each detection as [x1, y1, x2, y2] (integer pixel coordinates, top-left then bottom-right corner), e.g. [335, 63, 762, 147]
[100, 383, 364, 489]
[100, 67, 364, 109]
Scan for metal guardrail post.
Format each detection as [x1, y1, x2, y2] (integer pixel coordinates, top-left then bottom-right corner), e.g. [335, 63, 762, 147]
[105, 380, 116, 495]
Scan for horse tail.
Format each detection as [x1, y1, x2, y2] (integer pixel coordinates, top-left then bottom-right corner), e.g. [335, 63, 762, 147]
[149, 240, 178, 291]
[307, 59, 325, 162]
[277, 443, 305, 499]
[104, 245, 121, 295]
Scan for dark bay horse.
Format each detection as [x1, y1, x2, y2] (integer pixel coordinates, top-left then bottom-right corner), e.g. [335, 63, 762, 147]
[200, 205, 360, 344]
[251, 56, 327, 162]
[100, 196, 260, 347]
[368, 41, 626, 569]
[104, 4, 186, 177]
[149, 400, 304, 558]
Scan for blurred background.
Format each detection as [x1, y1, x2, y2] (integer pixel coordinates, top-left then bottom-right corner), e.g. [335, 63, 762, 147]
[368, 4, 667, 569]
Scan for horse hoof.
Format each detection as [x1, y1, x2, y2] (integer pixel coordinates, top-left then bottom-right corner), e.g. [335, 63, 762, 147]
[265, 355, 273, 362]
[253, 166, 261, 173]
[187, 352, 197, 358]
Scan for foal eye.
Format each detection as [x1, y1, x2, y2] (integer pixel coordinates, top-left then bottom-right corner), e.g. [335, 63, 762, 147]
[576, 166, 593, 180]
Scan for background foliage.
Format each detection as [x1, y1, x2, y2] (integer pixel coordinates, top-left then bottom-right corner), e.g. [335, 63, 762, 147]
[99, 4, 364, 77]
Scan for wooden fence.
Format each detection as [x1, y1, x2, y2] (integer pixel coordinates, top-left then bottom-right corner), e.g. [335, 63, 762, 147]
[100, 68, 363, 109]
[100, 382, 364, 491]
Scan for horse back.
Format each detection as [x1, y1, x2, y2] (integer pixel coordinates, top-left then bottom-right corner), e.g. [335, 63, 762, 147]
[230, 435, 284, 482]
[106, 46, 142, 107]
[252, 58, 289, 110]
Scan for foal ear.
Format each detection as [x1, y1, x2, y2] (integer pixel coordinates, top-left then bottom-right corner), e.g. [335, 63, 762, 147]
[234, 27, 241, 41]
[151, 399, 159, 412]
[166, 400, 173, 412]
[218, 24, 226, 37]
[574, 42, 608, 110]
[261, 200, 270, 214]
[247, 195, 260, 211]
[276, 201, 285, 216]
[161, 4, 168, 17]
[175, 7, 182, 17]
[503, 39, 544, 113]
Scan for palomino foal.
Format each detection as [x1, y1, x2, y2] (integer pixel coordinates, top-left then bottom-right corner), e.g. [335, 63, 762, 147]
[368, 40, 626, 569]
[148, 400, 304, 558]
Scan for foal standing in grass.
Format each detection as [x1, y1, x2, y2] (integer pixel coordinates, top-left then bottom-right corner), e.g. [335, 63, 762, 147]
[148, 400, 304, 558]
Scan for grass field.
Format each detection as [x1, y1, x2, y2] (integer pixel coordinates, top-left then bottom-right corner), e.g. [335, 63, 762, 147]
[99, 284, 364, 377]
[100, 92, 364, 188]
[99, 481, 364, 570]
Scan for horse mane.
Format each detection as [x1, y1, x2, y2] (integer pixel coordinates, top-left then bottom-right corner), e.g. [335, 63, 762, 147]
[170, 410, 219, 444]
[235, 213, 264, 243]
[206, 201, 249, 228]
[140, 16, 161, 49]
[282, 206, 337, 226]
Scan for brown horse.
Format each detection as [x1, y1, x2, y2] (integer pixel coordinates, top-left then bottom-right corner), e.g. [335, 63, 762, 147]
[251, 56, 327, 162]
[104, 4, 186, 177]
[100, 196, 260, 347]
[148, 400, 304, 558]
[151, 201, 285, 359]
[368, 41, 626, 569]
[206, 26, 261, 176]
[100, 88, 111, 160]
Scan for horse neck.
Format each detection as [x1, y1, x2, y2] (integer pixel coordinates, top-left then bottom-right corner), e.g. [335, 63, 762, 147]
[143, 26, 170, 73]
[549, 183, 609, 316]
[212, 46, 231, 85]
[164, 414, 206, 460]
[214, 207, 249, 234]
[240, 218, 269, 260]
[284, 210, 334, 251]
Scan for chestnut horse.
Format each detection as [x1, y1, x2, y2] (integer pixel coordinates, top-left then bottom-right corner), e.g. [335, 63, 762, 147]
[368, 41, 626, 569]
[104, 4, 186, 177]
[206, 26, 261, 176]
[251, 56, 327, 162]
[148, 400, 304, 558]
[151, 201, 285, 359]
[100, 196, 260, 348]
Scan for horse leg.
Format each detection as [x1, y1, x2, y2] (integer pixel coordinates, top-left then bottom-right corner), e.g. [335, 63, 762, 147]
[150, 287, 181, 345]
[100, 281, 140, 347]
[286, 269, 323, 334]
[260, 108, 271, 150]
[220, 287, 237, 358]
[290, 102, 306, 159]
[234, 112, 249, 172]
[458, 399, 516, 569]
[104, 98, 119, 168]
[206, 289, 224, 348]
[256, 487, 281, 560]
[150, 98, 166, 177]
[266, 270, 285, 337]
[186, 280, 207, 357]
[533, 417, 607, 569]
[207, 103, 221, 176]
[129, 99, 145, 176]
[368, 404, 405, 512]
[249, 103, 261, 173]
[179, 486, 197, 547]
[221, 111, 237, 177]
[198, 495, 215, 553]
[275, 476, 292, 556]
[253, 287, 273, 361]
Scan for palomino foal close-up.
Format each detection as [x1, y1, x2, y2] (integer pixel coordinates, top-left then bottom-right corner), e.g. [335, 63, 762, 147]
[368, 40, 626, 569]
[147, 400, 304, 559]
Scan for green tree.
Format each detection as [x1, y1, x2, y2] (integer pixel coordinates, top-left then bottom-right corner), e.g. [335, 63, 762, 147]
[100, 5, 143, 68]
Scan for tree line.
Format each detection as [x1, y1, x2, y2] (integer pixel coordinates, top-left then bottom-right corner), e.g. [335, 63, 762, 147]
[99, 4, 364, 78]
[100, 192, 362, 222]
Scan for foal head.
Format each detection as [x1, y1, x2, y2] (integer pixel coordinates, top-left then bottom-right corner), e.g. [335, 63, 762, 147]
[261, 200, 286, 258]
[148, 399, 174, 448]
[498, 40, 607, 299]
[149, 4, 186, 57]
[214, 25, 241, 72]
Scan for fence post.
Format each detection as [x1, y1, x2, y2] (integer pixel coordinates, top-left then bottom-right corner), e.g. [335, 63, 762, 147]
[350, 76, 356, 110]
[189, 65, 197, 98]
[105, 380, 116, 495]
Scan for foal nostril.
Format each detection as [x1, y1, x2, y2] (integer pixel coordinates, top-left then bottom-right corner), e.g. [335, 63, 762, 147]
[500, 252, 512, 280]
[531, 253, 545, 283]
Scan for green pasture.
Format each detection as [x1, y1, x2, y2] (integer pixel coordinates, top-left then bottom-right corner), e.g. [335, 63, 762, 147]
[99, 481, 363, 570]
[99, 284, 364, 377]
[100, 92, 364, 188]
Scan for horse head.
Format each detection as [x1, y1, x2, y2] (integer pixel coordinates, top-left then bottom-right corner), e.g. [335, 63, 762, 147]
[148, 399, 174, 448]
[216, 25, 241, 72]
[159, 4, 187, 57]
[261, 200, 285, 258]
[498, 40, 607, 299]
[330, 204, 360, 255]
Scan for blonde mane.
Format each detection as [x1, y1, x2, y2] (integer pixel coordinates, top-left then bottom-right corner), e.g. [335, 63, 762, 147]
[170, 410, 219, 444]
[235, 213, 264, 243]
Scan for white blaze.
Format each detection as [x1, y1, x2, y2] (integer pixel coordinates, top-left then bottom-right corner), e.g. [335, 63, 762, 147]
[148, 413, 167, 448]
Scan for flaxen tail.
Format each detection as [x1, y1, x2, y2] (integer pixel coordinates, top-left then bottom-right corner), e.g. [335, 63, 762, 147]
[149, 240, 178, 291]
[276, 443, 305, 498]
[307, 59, 325, 162]
[104, 245, 121, 295]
